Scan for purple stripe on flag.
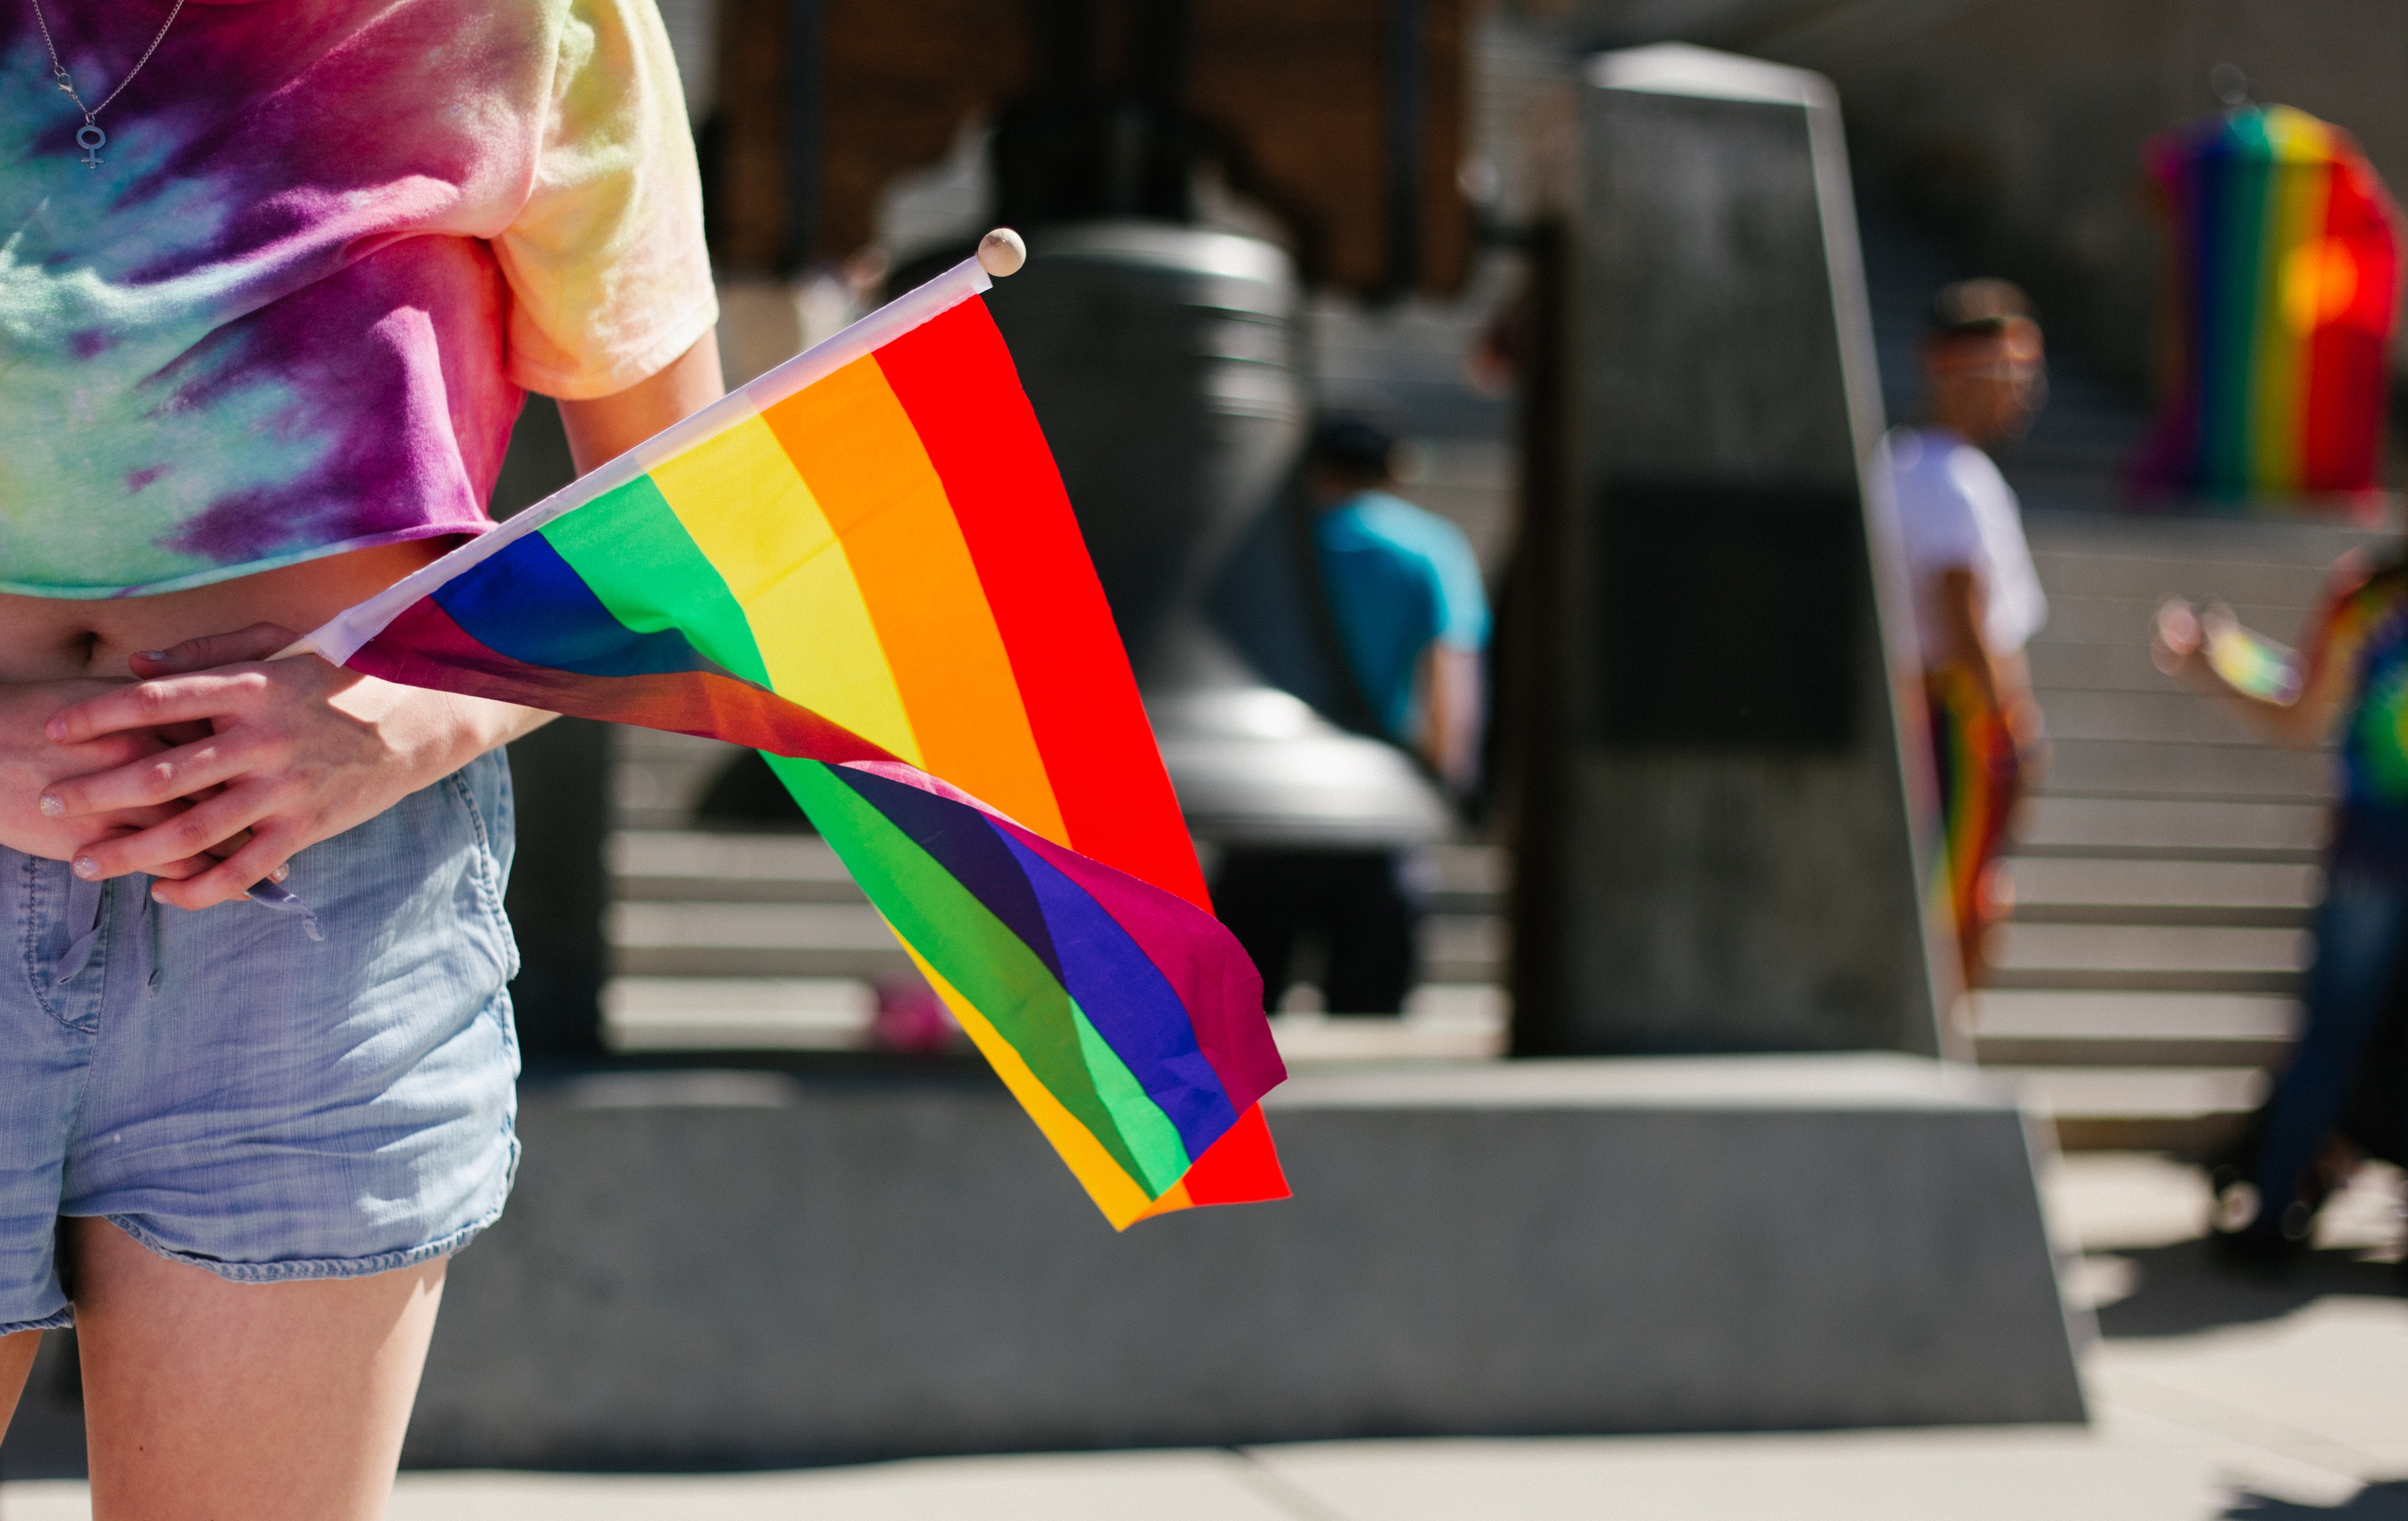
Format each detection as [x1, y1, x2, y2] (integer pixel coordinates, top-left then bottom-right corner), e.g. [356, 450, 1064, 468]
[831, 763, 1061, 980]
[996, 830, 1239, 1158]
[992, 818, 1286, 1116]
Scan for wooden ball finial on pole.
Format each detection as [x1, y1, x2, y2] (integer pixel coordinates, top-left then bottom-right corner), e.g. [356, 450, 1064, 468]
[977, 227, 1028, 278]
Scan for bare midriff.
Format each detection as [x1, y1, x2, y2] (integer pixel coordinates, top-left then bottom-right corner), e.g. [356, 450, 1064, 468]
[0, 540, 456, 683]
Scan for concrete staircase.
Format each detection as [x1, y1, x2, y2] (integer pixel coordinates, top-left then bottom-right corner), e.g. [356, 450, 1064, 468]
[599, 731, 1513, 1059]
[594, 512, 2380, 1147]
[1979, 511, 2386, 1150]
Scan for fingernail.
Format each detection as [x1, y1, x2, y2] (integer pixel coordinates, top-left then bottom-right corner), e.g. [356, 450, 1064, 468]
[271, 863, 290, 882]
[136, 650, 165, 662]
[44, 719, 65, 741]
[71, 857, 98, 880]
[150, 884, 167, 903]
[36, 794, 61, 818]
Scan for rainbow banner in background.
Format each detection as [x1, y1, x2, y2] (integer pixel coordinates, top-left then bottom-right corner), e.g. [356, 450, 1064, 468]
[2132, 104, 2401, 502]
[296, 258, 1289, 1230]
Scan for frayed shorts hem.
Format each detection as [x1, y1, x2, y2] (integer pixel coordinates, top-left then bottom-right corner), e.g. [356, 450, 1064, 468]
[0, 1308, 74, 1337]
[91, 1197, 504, 1287]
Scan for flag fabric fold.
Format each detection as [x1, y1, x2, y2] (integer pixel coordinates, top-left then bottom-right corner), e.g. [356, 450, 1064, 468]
[297, 258, 1289, 1229]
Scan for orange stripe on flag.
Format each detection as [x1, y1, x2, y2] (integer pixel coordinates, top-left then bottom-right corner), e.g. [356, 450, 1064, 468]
[761, 359, 1068, 844]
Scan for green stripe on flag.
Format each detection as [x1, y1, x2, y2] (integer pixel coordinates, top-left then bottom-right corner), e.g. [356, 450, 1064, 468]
[541, 476, 774, 688]
[1067, 1000, 1192, 1188]
[769, 754, 1190, 1194]
[2207, 114, 2271, 493]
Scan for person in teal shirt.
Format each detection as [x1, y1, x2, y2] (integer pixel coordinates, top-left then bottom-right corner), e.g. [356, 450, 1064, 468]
[1313, 423, 1493, 781]
[1214, 418, 1490, 1014]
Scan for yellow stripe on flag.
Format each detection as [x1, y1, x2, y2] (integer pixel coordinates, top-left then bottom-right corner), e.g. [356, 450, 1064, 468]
[762, 358, 1068, 843]
[649, 414, 922, 765]
[2252, 109, 2334, 494]
[898, 942, 1158, 1231]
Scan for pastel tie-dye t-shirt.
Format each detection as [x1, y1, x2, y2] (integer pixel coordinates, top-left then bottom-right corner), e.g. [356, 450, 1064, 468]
[0, 0, 717, 597]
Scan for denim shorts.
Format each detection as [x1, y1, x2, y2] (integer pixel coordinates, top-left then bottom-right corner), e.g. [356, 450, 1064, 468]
[0, 749, 521, 1332]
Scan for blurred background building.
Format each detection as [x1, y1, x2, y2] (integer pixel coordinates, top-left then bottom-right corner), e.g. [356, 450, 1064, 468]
[521, 0, 2402, 1160]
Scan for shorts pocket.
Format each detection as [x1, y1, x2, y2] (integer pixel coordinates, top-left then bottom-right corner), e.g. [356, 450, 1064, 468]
[439, 754, 520, 981]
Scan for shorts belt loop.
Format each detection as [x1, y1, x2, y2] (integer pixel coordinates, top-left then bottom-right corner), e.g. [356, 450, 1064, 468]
[54, 873, 105, 989]
[142, 882, 162, 998]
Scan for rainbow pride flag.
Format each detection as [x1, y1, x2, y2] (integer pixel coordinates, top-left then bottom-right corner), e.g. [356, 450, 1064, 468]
[2132, 104, 2401, 501]
[295, 258, 1289, 1230]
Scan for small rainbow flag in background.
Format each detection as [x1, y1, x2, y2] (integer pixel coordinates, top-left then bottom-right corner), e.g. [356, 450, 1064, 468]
[294, 255, 1289, 1230]
[2132, 104, 2401, 502]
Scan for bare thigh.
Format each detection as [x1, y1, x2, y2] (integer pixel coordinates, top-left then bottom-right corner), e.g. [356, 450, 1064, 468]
[66, 1217, 447, 1521]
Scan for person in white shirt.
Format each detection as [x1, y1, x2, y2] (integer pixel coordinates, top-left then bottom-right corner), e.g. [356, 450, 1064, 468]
[1879, 279, 2050, 988]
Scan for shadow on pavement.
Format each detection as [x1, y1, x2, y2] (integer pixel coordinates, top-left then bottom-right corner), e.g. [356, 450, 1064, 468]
[2094, 1237, 2403, 1339]
[2224, 1480, 2408, 1518]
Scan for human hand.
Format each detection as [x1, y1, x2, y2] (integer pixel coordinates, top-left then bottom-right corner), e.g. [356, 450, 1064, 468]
[0, 677, 237, 870]
[38, 622, 479, 909]
[2152, 597, 2203, 678]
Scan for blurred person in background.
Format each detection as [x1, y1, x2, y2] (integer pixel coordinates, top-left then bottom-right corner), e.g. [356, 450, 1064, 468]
[2157, 554, 2408, 1268]
[1879, 280, 2052, 990]
[1213, 418, 1489, 1015]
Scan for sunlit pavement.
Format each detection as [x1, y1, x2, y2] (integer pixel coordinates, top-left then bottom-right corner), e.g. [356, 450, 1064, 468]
[4, 1154, 2401, 1520]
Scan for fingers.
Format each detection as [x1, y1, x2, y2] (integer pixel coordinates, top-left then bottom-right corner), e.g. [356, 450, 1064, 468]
[68, 788, 272, 885]
[146, 826, 263, 882]
[147, 829, 294, 911]
[39, 733, 249, 819]
[46, 669, 277, 745]
[127, 623, 302, 677]
[2151, 598, 2201, 675]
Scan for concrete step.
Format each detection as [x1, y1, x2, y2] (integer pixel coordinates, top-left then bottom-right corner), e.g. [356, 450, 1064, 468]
[2012, 795, 2325, 862]
[1988, 1064, 2265, 1153]
[609, 834, 1509, 914]
[2037, 737, 2333, 804]
[2026, 639, 2196, 693]
[1986, 920, 2307, 995]
[601, 975, 1511, 1059]
[2002, 857, 2318, 927]
[615, 731, 745, 831]
[603, 976, 878, 1051]
[609, 897, 1504, 985]
[609, 900, 913, 979]
[2024, 517, 2386, 591]
[1419, 843, 1508, 914]
[612, 831, 863, 903]
[2032, 688, 2299, 748]
[1972, 989, 2296, 1068]
[1267, 1000, 1508, 1062]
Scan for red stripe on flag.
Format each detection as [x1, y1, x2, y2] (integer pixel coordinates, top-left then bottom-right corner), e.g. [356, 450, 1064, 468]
[874, 300, 1210, 909]
[2301, 146, 2400, 493]
[1176, 1104, 1291, 1206]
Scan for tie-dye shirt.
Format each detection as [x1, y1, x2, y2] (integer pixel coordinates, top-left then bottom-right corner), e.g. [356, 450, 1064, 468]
[0, 0, 717, 598]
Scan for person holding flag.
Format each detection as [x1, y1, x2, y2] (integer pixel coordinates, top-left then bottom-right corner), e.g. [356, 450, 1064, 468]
[0, 0, 720, 1509]
[2157, 558, 2408, 1269]
[0, 2, 1285, 1509]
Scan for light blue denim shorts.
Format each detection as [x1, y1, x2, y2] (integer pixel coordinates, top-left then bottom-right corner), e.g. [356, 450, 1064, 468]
[0, 749, 521, 1332]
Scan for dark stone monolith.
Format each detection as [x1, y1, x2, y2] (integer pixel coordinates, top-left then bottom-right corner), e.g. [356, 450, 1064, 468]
[1512, 44, 1954, 1058]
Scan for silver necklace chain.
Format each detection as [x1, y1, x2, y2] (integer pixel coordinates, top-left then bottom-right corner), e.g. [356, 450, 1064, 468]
[27, 0, 186, 169]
